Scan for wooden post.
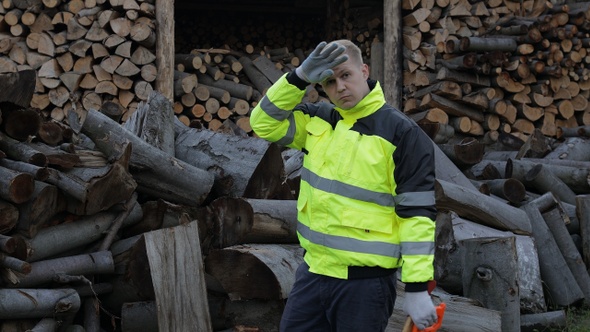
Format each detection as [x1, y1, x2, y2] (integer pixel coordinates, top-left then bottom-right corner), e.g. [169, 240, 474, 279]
[383, 0, 402, 109]
[154, 0, 174, 101]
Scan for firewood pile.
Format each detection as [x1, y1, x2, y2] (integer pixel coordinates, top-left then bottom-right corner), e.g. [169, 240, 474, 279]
[0, 0, 589, 331]
[400, 0, 590, 146]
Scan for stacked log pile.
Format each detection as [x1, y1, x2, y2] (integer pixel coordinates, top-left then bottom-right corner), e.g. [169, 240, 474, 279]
[0, 69, 300, 331]
[401, 0, 590, 146]
[0, 0, 167, 126]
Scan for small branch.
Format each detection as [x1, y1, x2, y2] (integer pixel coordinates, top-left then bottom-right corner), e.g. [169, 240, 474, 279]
[99, 192, 139, 251]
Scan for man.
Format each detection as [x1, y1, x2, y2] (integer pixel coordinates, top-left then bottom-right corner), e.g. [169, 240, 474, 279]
[250, 40, 437, 332]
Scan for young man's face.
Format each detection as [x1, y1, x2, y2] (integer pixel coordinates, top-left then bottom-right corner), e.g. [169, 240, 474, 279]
[320, 58, 370, 110]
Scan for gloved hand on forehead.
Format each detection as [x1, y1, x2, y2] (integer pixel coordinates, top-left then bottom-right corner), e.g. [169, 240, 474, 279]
[295, 41, 348, 84]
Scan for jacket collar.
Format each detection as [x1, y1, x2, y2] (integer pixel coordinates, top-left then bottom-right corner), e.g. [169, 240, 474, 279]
[335, 79, 386, 121]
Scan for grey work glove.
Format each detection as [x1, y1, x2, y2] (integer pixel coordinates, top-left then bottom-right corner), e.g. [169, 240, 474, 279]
[403, 291, 437, 330]
[295, 41, 348, 84]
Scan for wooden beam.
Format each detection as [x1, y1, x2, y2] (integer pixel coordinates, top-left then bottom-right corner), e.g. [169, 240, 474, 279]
[384, 0, 402, 109]
[155, 0, 174, 101]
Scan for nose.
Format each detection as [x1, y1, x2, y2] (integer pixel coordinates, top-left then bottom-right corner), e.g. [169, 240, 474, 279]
[336, 78, 345, 92]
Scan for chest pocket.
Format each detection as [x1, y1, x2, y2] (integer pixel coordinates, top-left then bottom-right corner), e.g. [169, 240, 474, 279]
[338, 132, 394, 188]
[304, 119, 333, 168]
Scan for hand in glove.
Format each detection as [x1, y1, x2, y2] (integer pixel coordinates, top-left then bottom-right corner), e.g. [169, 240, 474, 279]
[295, 41, 348, 84]
[403, 291, 437, 330]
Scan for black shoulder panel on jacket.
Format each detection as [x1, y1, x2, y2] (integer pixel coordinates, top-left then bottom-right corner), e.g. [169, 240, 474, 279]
[296, 102, 341, 129]
[351, 104, 414, 145]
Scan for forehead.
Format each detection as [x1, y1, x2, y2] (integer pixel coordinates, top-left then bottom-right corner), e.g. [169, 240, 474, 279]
[332, 60, 362, 76]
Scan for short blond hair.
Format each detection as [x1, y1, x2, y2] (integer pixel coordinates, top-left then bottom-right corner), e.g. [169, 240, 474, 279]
[327, 39, 363, 66]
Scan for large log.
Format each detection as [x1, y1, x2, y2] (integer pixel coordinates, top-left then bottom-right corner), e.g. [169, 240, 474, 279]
[461, 237, 520, 332]
[204, 244, 304, 300]
[0, 70, 36, 108]
[543, 137, 590, 161]
[523, 164, 577, 205]
[0, 164, 35, 204]
[79, 109, 214, 206]
[174, 124, 288, 199]
[434, 211, 546, 313]
[520, 310, 567, 332]
[521, 195, 584, 307]
[14, 251, 114, 288]
[15, 180, 66, 238]
[123, 196, 254, 253]
[508, 158, 590, 194]
[60, 142, 137, 216]
[434, 144, 478, 190]
[242, 198, 298, 244]
[541, 204, 590, 305]
[121, 301, 158, 332]
[0, 288, 80, 319]
[144, 221, 212, 332]
[435, 179, 532, 234]
[0, 199, 19, 234]
[122, 90, 175, 156]
[21, 202, 143, 262]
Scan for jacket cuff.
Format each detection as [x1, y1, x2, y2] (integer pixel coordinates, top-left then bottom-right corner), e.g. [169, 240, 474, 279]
[405, 282, 428, 293]
[286, 71, 309, 90]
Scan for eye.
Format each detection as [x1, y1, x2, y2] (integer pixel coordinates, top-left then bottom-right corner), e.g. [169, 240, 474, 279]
[324, 78, 335, 86]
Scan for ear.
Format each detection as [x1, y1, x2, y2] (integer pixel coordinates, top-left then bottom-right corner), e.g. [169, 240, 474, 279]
[361, 64, 369, 79]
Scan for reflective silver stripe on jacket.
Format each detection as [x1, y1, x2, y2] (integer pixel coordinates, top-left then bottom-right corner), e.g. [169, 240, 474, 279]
[302, 168, 396, 207]
[302, 168, 435, 207]
[297, 222, 401, 258]
[260, 97, 296, 146]
[393, 191, 436, 207]
[401, 241, 435, 255]
[260, 96, 290, 120]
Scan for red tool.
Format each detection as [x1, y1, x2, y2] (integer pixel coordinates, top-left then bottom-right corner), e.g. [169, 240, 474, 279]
[402, 280, 446, 332]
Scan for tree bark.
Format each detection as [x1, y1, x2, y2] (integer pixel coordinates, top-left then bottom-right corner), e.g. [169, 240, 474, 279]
[435, 211, 546, 313]
[15, 251, 114, 288]
[461, 237, 520, 332]
[15, 180, 65, 238]
[242, 198, 298, 244]
[0, 288, 80, 319]
[0, 70, 36, 108]
[21, 202, 142, 262]
[122, 90, 175, 156]
[0, 165, 35, 204]
[121, 301, 158, 332]
[175, 124, 288, 199]
[204, 244, 304, 300]
[542, 206, 590, 305]
[435, 179, 532, 234]
[521, 194, 584, 307]
[520, 310, 567, 332]
[80, 109, 214, 207]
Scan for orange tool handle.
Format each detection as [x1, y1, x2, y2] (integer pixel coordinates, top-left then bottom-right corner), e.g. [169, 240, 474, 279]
[411, 302, 446, 332]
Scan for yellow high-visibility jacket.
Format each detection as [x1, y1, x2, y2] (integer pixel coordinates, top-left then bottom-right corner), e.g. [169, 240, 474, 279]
[250, 72, 436, 289]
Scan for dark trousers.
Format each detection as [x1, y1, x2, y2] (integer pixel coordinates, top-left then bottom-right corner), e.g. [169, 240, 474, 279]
[280, 262, 397, 332]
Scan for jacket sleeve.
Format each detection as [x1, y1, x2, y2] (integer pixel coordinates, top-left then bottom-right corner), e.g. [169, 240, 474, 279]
[393, 125, 437, 292]
[250, 72, 312, 150]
